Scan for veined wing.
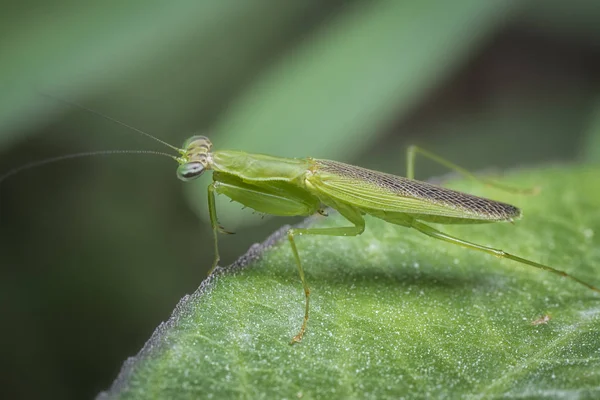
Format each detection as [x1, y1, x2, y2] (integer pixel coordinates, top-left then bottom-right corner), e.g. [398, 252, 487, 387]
[309, 159, 520, 221]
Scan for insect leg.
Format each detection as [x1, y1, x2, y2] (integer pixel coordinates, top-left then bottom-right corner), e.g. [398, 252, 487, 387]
[207, 182, 235, 274]
[288, 203, 365, 344]
[207, 182, 222, 274]
[411, 220, 600, 293]
[406, 145, 538, 195]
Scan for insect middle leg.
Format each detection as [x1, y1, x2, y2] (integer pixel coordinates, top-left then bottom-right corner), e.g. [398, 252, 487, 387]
[410, 219, 600, 293]
[406, 145, 537, 195]
[288, 202, 365, 344]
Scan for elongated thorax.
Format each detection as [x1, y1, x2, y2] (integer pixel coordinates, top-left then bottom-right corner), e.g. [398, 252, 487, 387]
[211, 151, 311, 184]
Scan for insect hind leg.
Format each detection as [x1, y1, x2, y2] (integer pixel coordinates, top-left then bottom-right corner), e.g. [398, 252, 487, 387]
[410, 219, 600, 293]
[406, 145, 538, 195]
[288, 203, 365, 344]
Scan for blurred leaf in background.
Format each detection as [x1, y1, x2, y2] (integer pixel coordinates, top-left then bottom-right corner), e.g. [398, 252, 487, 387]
[0, 0, 599, 399]
[582, 99, 600, 163]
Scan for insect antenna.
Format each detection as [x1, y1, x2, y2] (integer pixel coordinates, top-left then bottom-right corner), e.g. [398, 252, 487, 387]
[0, 149, 177, 225]
[0, 149, 177, 186]
[39, 93, 182, 153]
[0, 94, 189, 184]
[1, 95, 185, 206]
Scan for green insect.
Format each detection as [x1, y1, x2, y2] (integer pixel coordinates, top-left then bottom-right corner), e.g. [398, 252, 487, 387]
[173, 136, 600, 344]
[3, 102, 599, 345]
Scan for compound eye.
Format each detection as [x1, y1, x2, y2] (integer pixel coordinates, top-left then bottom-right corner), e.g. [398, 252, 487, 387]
[177, 162, 205, 181]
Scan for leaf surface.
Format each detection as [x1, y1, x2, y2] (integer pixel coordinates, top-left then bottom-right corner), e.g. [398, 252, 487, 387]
[101, 165, 600, 399]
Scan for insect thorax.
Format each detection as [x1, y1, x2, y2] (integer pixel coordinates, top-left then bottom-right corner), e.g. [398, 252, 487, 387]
[211, 151, 311, 183]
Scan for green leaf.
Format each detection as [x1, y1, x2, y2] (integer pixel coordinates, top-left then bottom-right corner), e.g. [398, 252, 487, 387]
[101, 165, 600, 399]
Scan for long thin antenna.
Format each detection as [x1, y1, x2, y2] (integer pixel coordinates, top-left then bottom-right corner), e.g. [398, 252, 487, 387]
[40, 93, 182, 153]
[0, 150, 177, 185]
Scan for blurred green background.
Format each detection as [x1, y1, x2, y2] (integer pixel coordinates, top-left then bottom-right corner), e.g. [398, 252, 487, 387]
[0, 1, 599, 399]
